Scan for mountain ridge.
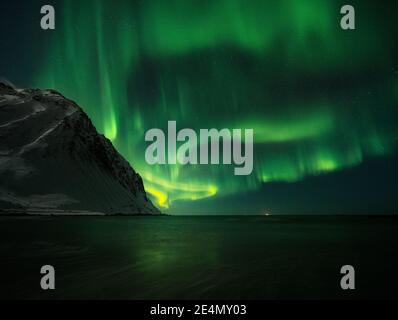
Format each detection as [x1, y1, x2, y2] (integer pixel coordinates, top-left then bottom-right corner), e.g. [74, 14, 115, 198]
[0, 83, 160, 215]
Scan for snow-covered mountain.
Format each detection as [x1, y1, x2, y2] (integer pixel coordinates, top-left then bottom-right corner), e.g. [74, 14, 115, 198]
[0, 83, 160, 215]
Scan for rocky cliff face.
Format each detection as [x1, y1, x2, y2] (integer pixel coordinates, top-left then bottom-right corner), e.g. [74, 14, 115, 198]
[0, 83, 160, 215]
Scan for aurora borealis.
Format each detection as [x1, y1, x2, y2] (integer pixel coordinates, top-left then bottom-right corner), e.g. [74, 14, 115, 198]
[1, 0, 398, 213]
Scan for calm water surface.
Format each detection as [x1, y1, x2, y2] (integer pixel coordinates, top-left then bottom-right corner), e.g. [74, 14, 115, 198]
[0, 215, 397, 299]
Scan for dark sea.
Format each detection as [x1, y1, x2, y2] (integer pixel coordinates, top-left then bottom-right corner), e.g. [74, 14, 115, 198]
[0, 215, 397, 299]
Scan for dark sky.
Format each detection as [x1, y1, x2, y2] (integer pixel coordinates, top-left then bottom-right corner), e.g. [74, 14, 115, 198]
[1, 0, 398, 214]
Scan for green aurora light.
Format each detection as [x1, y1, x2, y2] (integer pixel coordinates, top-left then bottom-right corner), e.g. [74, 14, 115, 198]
[34, 0, 398, 212]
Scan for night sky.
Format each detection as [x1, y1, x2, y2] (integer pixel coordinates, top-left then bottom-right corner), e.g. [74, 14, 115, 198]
[1, 0, 398, 214]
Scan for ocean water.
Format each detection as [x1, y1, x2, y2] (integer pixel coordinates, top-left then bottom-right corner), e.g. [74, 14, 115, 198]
[0, 215, 397, 299]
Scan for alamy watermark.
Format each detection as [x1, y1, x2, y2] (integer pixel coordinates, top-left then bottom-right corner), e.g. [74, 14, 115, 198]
[39, 5, 355, 31]
[145, 121, 253, 176]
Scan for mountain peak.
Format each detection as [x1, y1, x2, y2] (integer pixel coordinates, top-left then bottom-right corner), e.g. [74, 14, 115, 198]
[0, 84, 160, 215]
